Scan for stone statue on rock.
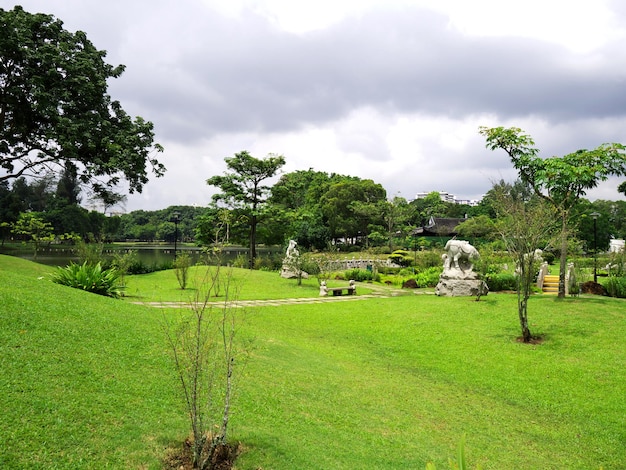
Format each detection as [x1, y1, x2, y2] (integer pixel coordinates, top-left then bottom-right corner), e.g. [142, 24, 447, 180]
[280, 239, 309, 279]
[442, 239, 480, 271]
[436, 239, 488, 297]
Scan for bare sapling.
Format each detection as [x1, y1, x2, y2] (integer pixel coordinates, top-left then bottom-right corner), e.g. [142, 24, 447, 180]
[164, 258, 246, 469]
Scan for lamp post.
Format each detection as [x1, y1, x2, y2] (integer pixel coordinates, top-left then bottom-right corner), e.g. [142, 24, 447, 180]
[591, 211, 600, 283]
[172, 211, 180, 261]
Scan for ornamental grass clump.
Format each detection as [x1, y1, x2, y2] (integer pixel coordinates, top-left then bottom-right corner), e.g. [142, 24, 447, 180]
[51, 261, 123, 298]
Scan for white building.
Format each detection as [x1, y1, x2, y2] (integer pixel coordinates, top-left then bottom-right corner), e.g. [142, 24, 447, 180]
[413, 191, 481, 206]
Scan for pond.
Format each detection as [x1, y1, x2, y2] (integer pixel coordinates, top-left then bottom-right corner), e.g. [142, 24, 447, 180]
[0, 244, 283, 268]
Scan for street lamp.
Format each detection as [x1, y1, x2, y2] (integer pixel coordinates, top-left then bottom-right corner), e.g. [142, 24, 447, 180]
[172, 211, 180, 261]
[591, 211, 600, 283]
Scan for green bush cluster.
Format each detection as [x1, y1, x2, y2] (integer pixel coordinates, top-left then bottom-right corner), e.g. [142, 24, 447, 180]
[51, 261, 123, 298]
[255, 254, 283, 271]
[414, 266, 442, 287]
[341, 268, 380, 282]
[377, 266, 402, 275]
[125, 259, 173, 274]
[485, 273, 517, 291]
[388, 250, 412, 267]
[413, 250, 443, 269]
[602, 276, 626, 298]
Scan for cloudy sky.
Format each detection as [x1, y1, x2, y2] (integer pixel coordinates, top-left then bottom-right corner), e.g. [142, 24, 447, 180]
[11, 0, 626, 211]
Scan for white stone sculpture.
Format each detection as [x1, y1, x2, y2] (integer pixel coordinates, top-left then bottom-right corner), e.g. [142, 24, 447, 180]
[442, 239, 480, 272]
[436, 239, 488, 297]
[280, 239, 308, 279]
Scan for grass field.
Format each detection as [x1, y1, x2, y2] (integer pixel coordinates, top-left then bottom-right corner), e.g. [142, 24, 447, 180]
[1, 254, 624, 469]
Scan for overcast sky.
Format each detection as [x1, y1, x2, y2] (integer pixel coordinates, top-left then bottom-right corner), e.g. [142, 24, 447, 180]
[11, 0, 626, 211]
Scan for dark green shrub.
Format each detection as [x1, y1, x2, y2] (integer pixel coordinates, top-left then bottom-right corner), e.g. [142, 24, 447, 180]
[485, 273, 517, 291]
[377, 266, 402, 275]
[602, 276, 626, 298]
[174, 252, 192, 289]
[413, 250, 442, 270]
[51, 262, 123, 298]
[389, 250, 412, 267]
[126, 259, 172, 274]
[541, 251, 556, 265]
[254, 254, 282, 271]
[342, 268, 380, 282]
[415, 267, 442, 287]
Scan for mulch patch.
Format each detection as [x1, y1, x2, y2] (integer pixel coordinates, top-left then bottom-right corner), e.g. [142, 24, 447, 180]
[579, 281, 608, 296]
[163, 440, 240, 470]
[516, 335, 544, 345]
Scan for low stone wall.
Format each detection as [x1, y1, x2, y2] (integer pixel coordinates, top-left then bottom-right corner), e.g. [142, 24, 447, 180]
[325, 258, 400, 270]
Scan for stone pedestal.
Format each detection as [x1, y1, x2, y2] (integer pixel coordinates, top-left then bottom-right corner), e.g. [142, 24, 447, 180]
[435, 268, 488, 297]
[280, 266, 308, 279]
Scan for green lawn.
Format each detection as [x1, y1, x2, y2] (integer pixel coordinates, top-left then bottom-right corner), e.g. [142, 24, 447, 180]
[1, 255, 624, 469]
[122, 264, 376, 302]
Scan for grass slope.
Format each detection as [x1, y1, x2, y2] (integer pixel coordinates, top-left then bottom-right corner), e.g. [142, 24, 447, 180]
[0, 256, 186, 468]
[1, 255, 625, 469]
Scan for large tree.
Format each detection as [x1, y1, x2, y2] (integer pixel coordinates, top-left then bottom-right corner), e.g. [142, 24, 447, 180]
[319, 178, 386, 245]
[0, 6, 164, 197]
[207, 151, 285, 268]
[480, 126, 626, 297]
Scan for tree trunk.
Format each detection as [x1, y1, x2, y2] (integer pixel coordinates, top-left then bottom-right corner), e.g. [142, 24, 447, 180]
[518, 296, 532, 342]
[249, 213, 257, 269]
[558, 213, 568, 298]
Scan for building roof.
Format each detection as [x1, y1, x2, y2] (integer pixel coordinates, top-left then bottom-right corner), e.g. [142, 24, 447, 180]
[410, 216, 466, 237]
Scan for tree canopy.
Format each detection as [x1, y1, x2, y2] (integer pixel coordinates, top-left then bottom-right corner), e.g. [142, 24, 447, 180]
[207, 151, 286, 268]
[0, 6, 165, 196]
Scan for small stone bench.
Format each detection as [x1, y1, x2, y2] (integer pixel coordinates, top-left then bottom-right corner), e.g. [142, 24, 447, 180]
[320, 280, 356, 296]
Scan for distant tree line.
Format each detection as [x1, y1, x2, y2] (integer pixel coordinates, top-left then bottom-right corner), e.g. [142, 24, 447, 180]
[1, 167, 624, 254]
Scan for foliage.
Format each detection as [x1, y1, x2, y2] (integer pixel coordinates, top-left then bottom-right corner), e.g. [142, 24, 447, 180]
[389, 249, 413, 267]
[0, 6, 164, 196]
[414, 250, 444, 270]
[602, 276, 626, 298]
[163, 264, 245, 469]
[341, 268, 380, 282]
[75, 239, 104, 265]
[320, 178, 387, 244]
[11, 211, 54, 259]
[111, 249, 137, 288]
[454, 214, 496, 240]
[414, 266, 442, 287]
[51, 261, 123, 297]
[490, 182, 560, 342]
[173, 252, 192, 290]
[484, 273, 518, 292]
[254, 253, 283, 271]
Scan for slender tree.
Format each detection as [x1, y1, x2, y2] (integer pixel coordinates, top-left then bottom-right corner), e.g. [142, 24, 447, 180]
[207, 151, 285, 269]
[480, 126, 626, 297]
[491, 182, 559, 342]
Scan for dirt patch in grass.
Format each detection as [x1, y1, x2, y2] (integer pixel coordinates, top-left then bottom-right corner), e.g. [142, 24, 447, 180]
[516, 335, 544, 345]
[163, 440, 240, 470]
